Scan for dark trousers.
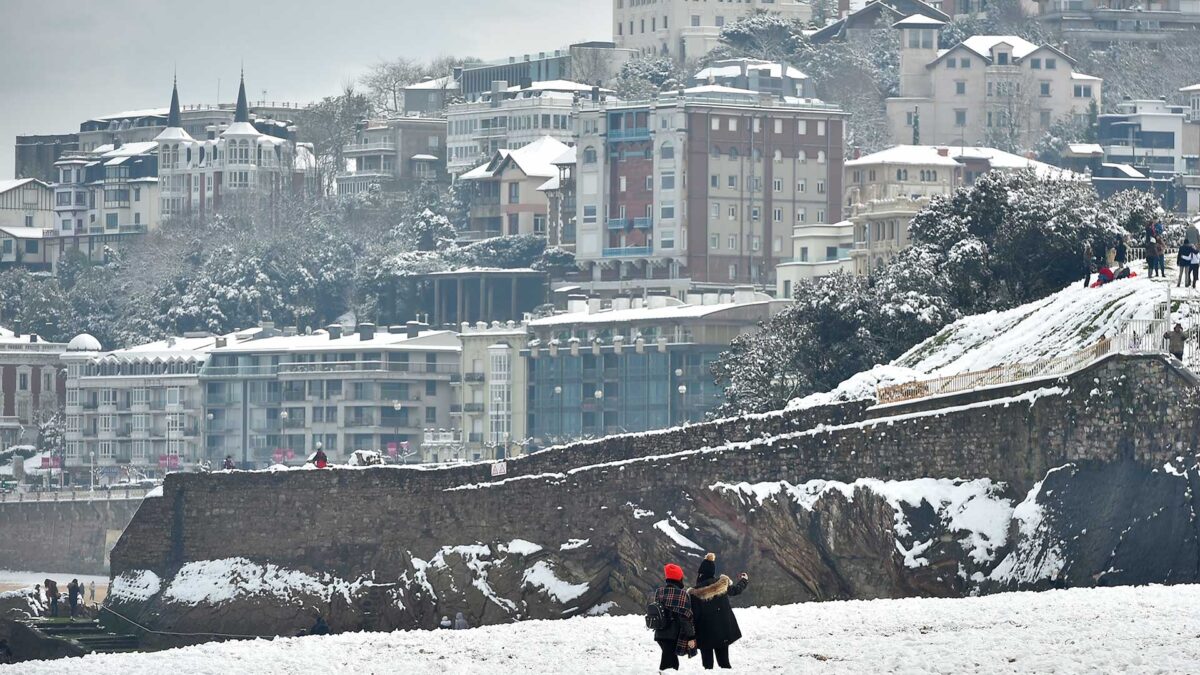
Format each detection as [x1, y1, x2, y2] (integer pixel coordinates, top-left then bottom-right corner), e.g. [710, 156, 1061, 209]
[700, 645, 732, 669]
[49, 598, 58, 617]
[657, 640, 680, 670]
[69, 599, 78, 617]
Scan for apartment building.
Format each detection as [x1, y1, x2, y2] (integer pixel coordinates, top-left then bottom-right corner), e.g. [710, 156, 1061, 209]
[692, 59, 812, 98]
[537, 146, 579, 251]
[0, 179, 55, 270]
[0, 326, 65, 450]
[774, 220, 855, 298]
[429, 321, 530, 462]
[1036, 0, 1200, 49]
[61, 331, 241, 481]
[523, 289, 789, 444]
[1099, 99, 1195, 175]
[810, 0, 949, 44]
[613, 0, 811, 60]
[199, 323, 460, 467]
[336, 116, 447, 195]
[886, 17, 1103, 148]
[155, 77, 317, 221]
[459, 136, 572, 240]
[843, 144, 1080, 274]
[573, 86, 846, 295]
[447, 80, 599, 174]
[403, 76, 461, 115]
[455, 43, 635, 101]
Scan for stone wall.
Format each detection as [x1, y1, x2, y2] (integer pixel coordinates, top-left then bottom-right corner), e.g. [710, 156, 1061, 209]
[0, 497, 142, 575]
[106, 354, 1200, 638]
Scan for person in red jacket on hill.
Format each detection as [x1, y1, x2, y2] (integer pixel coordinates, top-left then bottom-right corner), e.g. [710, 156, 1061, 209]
[314, 444, 328, 469]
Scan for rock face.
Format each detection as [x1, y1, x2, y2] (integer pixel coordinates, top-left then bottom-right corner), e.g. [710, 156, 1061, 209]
[105, 354, 1200, 644]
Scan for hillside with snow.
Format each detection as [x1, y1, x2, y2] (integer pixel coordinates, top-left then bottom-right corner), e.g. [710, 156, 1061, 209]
[15, 585, 1200, 674]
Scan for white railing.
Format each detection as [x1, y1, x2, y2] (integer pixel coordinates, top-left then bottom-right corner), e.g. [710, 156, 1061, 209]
[0, 487, 153, 503]
[877, 317, 1172, 405]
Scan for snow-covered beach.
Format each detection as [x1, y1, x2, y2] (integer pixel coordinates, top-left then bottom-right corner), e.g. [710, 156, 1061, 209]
[9, 584, 1198, 674]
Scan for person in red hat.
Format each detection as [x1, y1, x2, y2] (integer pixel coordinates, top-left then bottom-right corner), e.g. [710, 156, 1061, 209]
[652, 562, 695, 671]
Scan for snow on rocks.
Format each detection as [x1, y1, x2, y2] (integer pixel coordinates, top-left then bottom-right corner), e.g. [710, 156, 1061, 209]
[520, 561, 589, 604]
[109, 570, 162, 603]
[989, 465, 1074, 585]
[20, 585, 1200, 674]
[712, 477, 1014, 568]
[161, 558, 370, 607]
[653, 516, 704, 552]
[559, 539, 589, 551]
[787, 364, 923, 409]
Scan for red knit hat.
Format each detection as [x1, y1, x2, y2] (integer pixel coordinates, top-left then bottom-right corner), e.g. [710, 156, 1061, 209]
[664, 563, 684, 581]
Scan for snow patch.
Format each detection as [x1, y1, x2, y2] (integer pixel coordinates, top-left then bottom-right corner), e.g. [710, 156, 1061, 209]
[653, 518, 703, 551]
[163, 558, 369, 607]
[560, 539, 590, 551]
[109, 570, 162, 603]
[521, 561, 589, 603]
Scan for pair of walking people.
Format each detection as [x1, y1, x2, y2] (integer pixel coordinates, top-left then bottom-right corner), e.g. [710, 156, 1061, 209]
[653, 553, 749, 671]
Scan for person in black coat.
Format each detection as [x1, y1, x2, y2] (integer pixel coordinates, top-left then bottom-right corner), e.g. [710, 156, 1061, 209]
[688, 553, 749, 670]
[310, 614, 330, 635]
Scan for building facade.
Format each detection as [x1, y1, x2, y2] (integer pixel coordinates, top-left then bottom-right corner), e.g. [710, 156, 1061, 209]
[887, 18, 1103, 148]
[1037, 0, 1200, 50]
[447, 81, 599, 175]
[0, 327, 65, 450]
[14, 134, 79, 184]
[455, 43, 635, 101]
[523, 289, 788, 445]
[337, 116, 447, 195]
[613, 0, 811, 60]
[573, 87, 846, 295]
[200, 323, 460, 467]
[0, 179, 55, 270]
[459, 136, 572, 240]
[774, 220, 854, 297]
[1099, 99, 1194, 175]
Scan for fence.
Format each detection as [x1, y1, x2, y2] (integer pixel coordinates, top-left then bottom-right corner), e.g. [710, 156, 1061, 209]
[0, 487, 153, 503]
[877, 315, 1172, 406]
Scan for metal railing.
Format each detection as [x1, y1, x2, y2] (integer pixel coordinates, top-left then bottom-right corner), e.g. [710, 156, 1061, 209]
[877, 318, 1171, 405]
[0, 487, 154, 503]
[603, 245, 653, 258]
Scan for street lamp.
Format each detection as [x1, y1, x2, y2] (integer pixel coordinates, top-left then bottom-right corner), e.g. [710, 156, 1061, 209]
[552, 385, 563, 443]
[89, 450, 95, 493]
[393, 401, 403, 461]
[677, 384, 688, 425]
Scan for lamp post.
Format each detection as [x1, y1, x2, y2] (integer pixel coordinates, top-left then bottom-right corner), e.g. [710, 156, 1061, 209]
[205, 412, 214, 468]
[677, 384, 688, 425]
[393, 400, 403, 461]
[594, 389, 604, 435]
[672, 367, 684, 425]
[553, 385, 563, 443]
[89, 450, 95, 493]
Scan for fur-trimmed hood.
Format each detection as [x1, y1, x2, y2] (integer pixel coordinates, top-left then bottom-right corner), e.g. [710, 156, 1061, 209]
[689, 575, 732, 602]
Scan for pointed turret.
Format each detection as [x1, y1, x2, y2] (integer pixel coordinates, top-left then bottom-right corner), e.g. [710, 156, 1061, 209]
[168, 76, 182, 127]
[234, 71, 249, 123]
[155, 76, 194, 143]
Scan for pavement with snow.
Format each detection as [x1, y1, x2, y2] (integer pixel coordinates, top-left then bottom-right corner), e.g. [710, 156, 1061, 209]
[11, 585, 1200, 673]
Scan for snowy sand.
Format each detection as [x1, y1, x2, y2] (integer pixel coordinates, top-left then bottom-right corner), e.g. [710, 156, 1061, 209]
[10, 584, 1200, 674]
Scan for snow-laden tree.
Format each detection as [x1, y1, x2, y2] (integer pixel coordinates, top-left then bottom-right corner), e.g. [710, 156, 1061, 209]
[715, 10, 809, 61]
[615, 56, 685, 100]
[532, 247, 576, 279]
[393, 209, 456, 252]
[1102, 189, 1166, 237]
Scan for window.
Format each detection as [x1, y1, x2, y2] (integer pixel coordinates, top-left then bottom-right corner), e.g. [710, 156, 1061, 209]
[132, 388, 149, 405]
[751, 207, 760, 221]
[99, 441, 115, 458]
[817, 150, 826, 164]
[997, 52, 1009, 65]
[167, 387, 182, 406]
[773, 178, 782, 192]
[817, 209, 826, 222]
[660, 142, 674, 160]
[710, 174, 719, 188]
[728, 206, 737, 220]
[661, 173, 675, 190]
[583, 205, 597, 224]
[1040, 82, 1051, 97]
[508, 182, 520, 204]
[25, 240, 38, 254]
[727, 263, 737, 280]
[660, 230, 675, 249]
[728, 118, 737, 132]
[728, 234, 737, 250]
[691, 14, 700, 26]
[711, 118, 721, 131]
[105, 213, 118, 229]
[773, 208, 783, 223]
[797, 179, 806, 193]
[1074, 84, 1093, 98]
[817, 121, 826, 136]
[1031, 58, 1042, 69]
[533, 214, 546, 234]
[619, 176, 627, 192]
[646, 176, 653, 190]
[1046, 58, 1057, 70]
[710, 203, 720, 219]
[817, 180, 826, 194]
[132, 414, 149, 432]
[751, 236, 761, 252]
[507, 213, 519, 234]
[774, 119, 782, 134]
[426, 407, 437, 424]
[426, 380, 437, 396]
[955, 81, 966, 95]
[716, 15, 724, 26]
[773, 237, 782, 253]
[710, 234, 719, 249]
[796, 208, 807, 223]
[582, 147, 597, 164]
[947, 58, 957, 69]
[961, 57, 971, 68]
[728, 147, 739, 159]
[728, 175, 737, 188]
[660, 203, 675, 220]
[955, 109, 967, 127]
[99, 415, 115, 433]
[1040, 110, 1052, 128]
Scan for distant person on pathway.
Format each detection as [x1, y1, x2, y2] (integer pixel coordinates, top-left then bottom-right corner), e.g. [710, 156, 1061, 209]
[1082, 242, 1094, 288]
[222, 455, 236, 470]
[67, 579, 80, 617]
[689, 553, 750, 671]
[652, 563, 696, 671]
[1189, 246, 1200, 288]
[1176, 240, 1194, 287]
[314, 446, 329, 469]
[88, 581, 96, 605]
[1116, 238, 1127, 267]
[439, 615, 452, 629]
[453, 611, 470, 630]
[1155, 237, 1168, 277]
[1166, 324, 1188, 361]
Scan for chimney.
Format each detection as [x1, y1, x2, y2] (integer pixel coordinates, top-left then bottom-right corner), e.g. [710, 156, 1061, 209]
[733, 285, 757, 305]
[215, 337, 227, 348]
[327, 324, 343, 340]
[29, 334, 38, 343]
[358, 323, 376, 341]
[613, 297, 631, 311]
[12, 321, 21, 338]
[567, 294, 588, 314]
[388, 325, 406, 334]
[587, 298, 603, 314]
[937, 147, 949, 157]
[406, 321, 427, 338]
[591, 85, 601, 102]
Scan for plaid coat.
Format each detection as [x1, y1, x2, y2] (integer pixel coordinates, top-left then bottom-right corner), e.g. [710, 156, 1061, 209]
[654, 580, 695, 655]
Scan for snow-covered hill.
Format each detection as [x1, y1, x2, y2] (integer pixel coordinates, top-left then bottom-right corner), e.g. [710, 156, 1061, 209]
[16, 584, 1199, 674]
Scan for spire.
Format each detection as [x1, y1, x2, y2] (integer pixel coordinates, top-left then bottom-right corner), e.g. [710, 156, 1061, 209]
[168, 74, 182, 128]
[234, 69, 249, 123]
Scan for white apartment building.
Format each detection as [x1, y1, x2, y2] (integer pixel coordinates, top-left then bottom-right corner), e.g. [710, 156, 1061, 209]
[61, 332, 237, 482]
[843, 144, 1081, 274]
[1098, 99, 1193, 175]
[51, 143, 160, 260]
[774, 220, 854, 298]
[447, 80, 600, 174]
[0, 179, 55, 269]
[155, 76, 317, 221]
[613, 0, 811, 60]
[886, 16, 1103, 148]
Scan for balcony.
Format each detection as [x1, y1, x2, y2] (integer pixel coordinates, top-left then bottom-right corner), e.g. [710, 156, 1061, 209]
[118, 224, 147, 234]
[468, 432, 484, 443]
[463, 403, 484, 413]
[606, 217, 629, 230]
[465, 372, 485, 383]
[450, 404, 463, 414]
[344, 141, 396, 155]
[602, 245, 654, 258]
[273, 361, 457, 376]
[608, 128, 651, 142]
[632, 217, 653, 230]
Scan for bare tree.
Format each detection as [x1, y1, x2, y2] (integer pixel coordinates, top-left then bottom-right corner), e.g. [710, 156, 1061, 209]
[361, 58, 423, 116]
[570, 48, 615, 87]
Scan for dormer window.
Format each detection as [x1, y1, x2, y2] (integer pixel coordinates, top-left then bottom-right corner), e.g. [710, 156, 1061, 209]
[997, 52, 1010, 65]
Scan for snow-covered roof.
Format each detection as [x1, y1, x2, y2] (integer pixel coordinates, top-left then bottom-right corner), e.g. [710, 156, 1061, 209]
[406, 75, 459, 91]
[1070, 72, 1102, 82]
[959, 35, 1040, 60]
[0, 226, 48, 240]
[505, 80, 606, 94]
[0, 327, 64, 348]
[94, 334, 236, 362]
[210, 329, 461, 354]
[461, 136, 570, 181]
[412, 153, 439, 161]
[1181, 83, 1200, 93]
[96, 141, 159, 158]
[693, 60, 807, 81]
[537, 175, 560, 192]
[683, 84, 760, 96]
[155, 126, 195, 143]
[892, 13, 946, 27]
[527, 298, 779, 328]
[221, 121, 261, 137]
[0, 178, 47, 195]
[1066, 143, 1104, 156]
[87, 107, 169, 122]
[67, 333, 103, 352]
[551, 146, 576, 166]
[846, 144, 1083, 179]
[1103, 163, 1145, 178]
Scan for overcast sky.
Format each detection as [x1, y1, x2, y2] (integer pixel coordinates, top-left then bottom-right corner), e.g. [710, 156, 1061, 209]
[0, 0, 612, 179]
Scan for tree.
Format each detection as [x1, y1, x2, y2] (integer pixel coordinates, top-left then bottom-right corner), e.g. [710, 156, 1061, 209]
[1103, 189, 1166, 237]
[295, 87, 372, 194]
[532, 247, 576, 279]
[395, 209, 457, 252]
[361, 58, 423, 116]
[615, 56, 685, 100]
[716, 10, 808, 61]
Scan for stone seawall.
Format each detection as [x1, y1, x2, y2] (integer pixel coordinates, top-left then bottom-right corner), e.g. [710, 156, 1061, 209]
[106, 354, 1200, 639]
[0, 498, 143, 575]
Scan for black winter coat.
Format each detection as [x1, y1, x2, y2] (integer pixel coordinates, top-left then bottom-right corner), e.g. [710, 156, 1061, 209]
[689, 574, 748, 648]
